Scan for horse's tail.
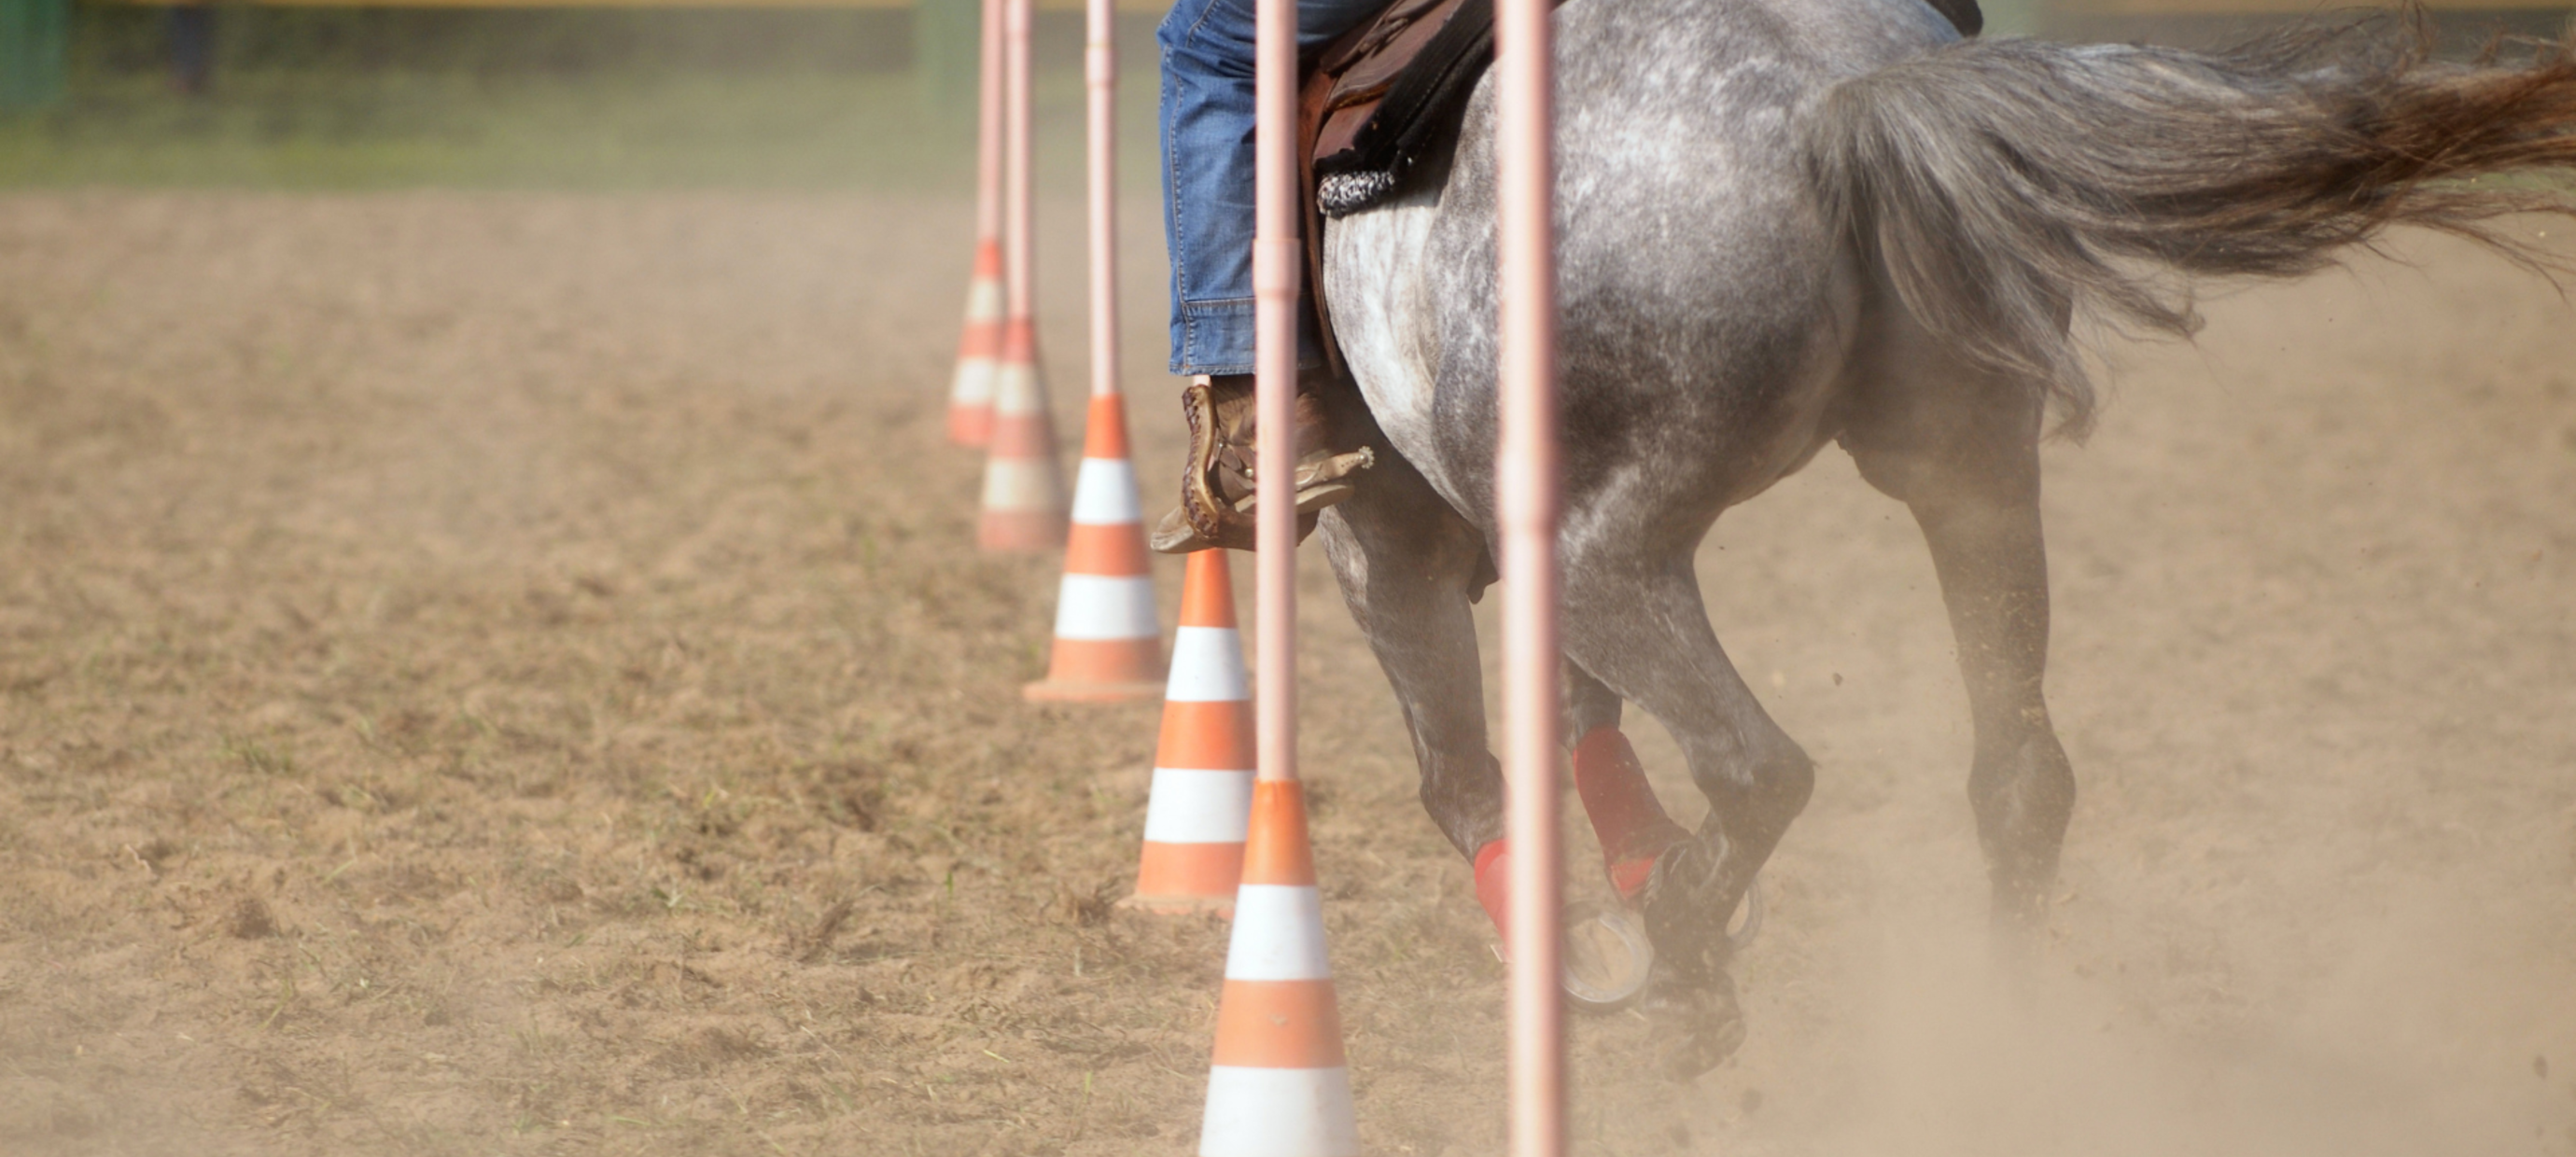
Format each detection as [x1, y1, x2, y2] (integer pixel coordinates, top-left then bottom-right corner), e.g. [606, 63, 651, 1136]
[1803, 14, 2576, 437]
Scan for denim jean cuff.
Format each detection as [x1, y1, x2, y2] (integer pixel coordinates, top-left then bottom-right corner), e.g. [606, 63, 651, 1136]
[1170, 297, 1326, 377]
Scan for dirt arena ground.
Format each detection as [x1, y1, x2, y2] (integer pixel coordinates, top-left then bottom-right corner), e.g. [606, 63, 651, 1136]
[2, 190, 2571, 1157]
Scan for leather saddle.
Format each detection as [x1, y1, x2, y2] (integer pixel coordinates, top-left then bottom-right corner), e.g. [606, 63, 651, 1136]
[1295, 0, 1541, 374]
[1301, 0, 1521, 222]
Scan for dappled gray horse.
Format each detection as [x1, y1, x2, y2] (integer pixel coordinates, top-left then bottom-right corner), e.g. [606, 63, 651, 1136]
[1316, 1, 2576, 1073]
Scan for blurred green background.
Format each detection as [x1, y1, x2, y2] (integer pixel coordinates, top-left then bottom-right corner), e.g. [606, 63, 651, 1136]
[0, 1, 1162, 189]
[0, 0, 2565, 189]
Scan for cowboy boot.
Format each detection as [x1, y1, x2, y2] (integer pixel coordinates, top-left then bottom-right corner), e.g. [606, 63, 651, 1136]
[1151, 371, 1374, 553]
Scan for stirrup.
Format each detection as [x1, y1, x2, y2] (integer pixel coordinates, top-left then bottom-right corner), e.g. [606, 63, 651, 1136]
[1149, 461, 1368, 553]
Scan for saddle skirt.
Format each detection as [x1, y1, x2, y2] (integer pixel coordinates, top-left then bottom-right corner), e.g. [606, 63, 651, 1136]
[1301, 0, 1529, 221]
[1295, 0, 1551, 373]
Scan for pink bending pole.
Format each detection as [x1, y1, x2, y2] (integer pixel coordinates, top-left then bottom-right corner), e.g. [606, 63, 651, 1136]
[1003, 0, 1036, 331]
[975, 0, 1004, 252]
[1085, 0, 1118, 400]
[1495, 0, 1563, 1148]
[1253, 0, 1297, 783]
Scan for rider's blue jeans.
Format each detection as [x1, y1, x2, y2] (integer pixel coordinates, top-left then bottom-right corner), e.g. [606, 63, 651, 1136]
[1158, 0, 1388, 375]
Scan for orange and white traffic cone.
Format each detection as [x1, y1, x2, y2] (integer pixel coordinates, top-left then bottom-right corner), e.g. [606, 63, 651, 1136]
[1120, 550, 1254, 912]
[946, 239, 1004, 446]
[946, 0, 1006, 447]
[1197, 777, 1357, 1157]
[1026, 394, 1162, 701]
[975, 320, 1068, 551]
[974, 0, 1063, 551]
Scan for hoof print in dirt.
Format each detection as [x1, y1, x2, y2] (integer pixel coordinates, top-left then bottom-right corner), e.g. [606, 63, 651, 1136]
[1644, 971, 1746, 1080]
[226, 898, 280, 941]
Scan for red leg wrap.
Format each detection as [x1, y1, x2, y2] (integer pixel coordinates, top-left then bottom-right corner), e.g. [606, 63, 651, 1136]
[1571, 727, 1691, 905]
[1473, 839, 1511, 939]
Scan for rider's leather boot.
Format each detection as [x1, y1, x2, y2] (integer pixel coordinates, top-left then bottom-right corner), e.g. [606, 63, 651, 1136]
[1151, 371, 1374, 553]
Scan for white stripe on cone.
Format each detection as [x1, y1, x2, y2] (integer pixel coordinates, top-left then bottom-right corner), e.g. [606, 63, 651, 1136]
[1051, 574, 1159, 640]
[1167, 625, 1251, 702]
[964, 276, 1002, 324]
[982, 456, 1059, 511]
[1071, 457, 1143, 525]
[951, 357, 996, 409]
[951, 281, 1002, 406]
[1201, 1066, 1358, 1157]
[1224, 885, 1333, 981]
[992, 361, 1041, 414]
[1142, 768, 1255, 843]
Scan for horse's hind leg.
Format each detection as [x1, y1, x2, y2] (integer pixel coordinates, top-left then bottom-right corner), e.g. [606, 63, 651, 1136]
[1841, 329, 2077, 940]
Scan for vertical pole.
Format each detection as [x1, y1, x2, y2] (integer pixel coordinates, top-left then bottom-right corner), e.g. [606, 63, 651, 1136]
[945, 0, 1006, 446]
[975, 0, 1069, 551]
[1003, 0, 1036, 345]
[1085, 0, 1117, 402]
[1495, 0, 1562, 1150]
[977, 0, 1006, 249]
[1253, 0, 1297, 787]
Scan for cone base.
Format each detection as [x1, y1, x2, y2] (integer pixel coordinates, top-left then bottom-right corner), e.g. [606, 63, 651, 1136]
[980, 509, 1069, 552]
[1023, 677, 1166, 704]
[1036, 634, 1163, 692]
[1116, 890, 1236, 916]
[1200, 1065, 1358, 1157]
[1135, 835, 1246, 895]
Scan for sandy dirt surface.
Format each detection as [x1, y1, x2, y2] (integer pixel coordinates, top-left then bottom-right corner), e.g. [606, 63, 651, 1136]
[2, 190, 2571, 1157]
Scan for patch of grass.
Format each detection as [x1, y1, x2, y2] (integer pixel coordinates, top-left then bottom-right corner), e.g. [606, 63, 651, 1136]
[218, 734, 297, 776]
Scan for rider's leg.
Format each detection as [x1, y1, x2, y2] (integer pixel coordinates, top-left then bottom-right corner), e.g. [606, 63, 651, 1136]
[1156, 0, 1386, 374]
[1153, 0, 1385, 552]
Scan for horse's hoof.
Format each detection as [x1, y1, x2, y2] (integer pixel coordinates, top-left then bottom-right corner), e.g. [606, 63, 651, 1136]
[1644, 970, 1746, 1080]
[1729, 873, 1766, 950]
[1561, 900, 1655, 1013]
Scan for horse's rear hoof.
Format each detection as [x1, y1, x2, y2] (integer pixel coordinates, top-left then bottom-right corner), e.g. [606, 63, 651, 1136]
[1561, 899, 1655, 1012]
[1645, 970, 1746, 1080]
[1729, 873, 1766, 949]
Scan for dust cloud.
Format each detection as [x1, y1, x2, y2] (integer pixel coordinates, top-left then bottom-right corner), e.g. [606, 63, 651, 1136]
[1567, 225, 2576, 1157]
